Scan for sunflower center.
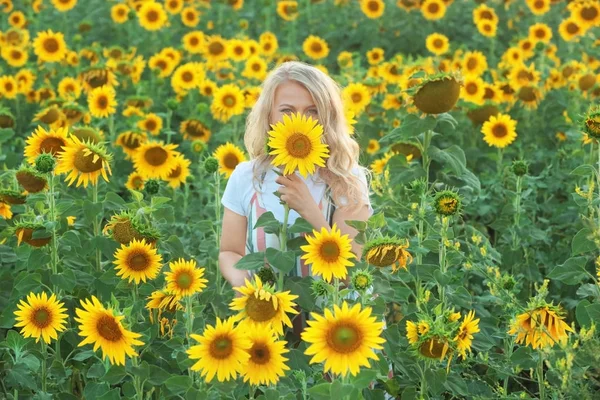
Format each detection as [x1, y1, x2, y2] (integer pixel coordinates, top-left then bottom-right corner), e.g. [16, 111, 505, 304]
[209, 42, 225, 55]
[168, 166, 182, 179]
[189, 37, 199, 46]
[286, 133, 312, 159]
[320, 240, 341, 262]
[40, 137, 65, 155]
[145, 119, 157, 131]
[222, 94, 236, 108]
[419, 337, 446, 359]
[128, 251, 150, 271]
[97, 95, 108, 109]
[223, 152, 240, 169]
[535, 29, 546, 39]
[327, 323, 361, 353]
[518, 86, 536, 102]
[480, 10, 493, 19]
[144, 146, 168, 166]
[182, 71, 193, 82]
[367, 1, 379, 11]
[245, 295, 278, 322]
[351, 92, 362, 103]
[466, 82, 478, 95]
[440, 198, 457, 213]
[11, 49, 22, 59]
[176, 271, 193, 289]
[39, 108, 61, 124]
[252, 62, 261, 71]
[466, 58, 477, 70]
[492, 124, 508, 138]
[533, 0, 544, 9]
[74, 148, 103, 173]
[250, 343, 271, 365]
[433, 38, 444, 48]
[96, 315, 123, 342]
[311, 42, 322, 52]
[566, 22, 579, 34]
[209, 336, 233, 359]
[43, 38, 59, 53]
[581, 6, 598, 21]
[146, 10, 159, 22]
[428, 3, 439, 13]
[33, 307, 52, 328]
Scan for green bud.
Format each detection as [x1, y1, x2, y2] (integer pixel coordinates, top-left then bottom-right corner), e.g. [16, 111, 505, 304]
[144, 179, 160, 195]
[351, 269, 373, 292]
[311, 279, 332, 298]
[256, 267, 276, 287]
[433, 189, 461, 216]
[511, 160, 528, 177]
[35, 153, 56, 173]
[196, 103, 209, 114]
[191, 140, 206, 154]
[204, 157, 219, 174]
[166, 98, 179, 110]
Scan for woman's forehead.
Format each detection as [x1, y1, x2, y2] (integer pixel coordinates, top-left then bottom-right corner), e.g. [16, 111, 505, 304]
[273, 81, 315, 106]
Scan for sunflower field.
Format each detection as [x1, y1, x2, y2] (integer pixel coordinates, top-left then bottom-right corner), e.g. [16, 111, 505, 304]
[1, 0, 600, 398]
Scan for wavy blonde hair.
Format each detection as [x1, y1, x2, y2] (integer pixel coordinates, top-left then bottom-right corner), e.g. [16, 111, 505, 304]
[244, 60, 371, 214]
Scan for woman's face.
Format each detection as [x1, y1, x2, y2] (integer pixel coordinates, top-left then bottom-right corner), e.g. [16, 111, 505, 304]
[269, 80, 320, 126]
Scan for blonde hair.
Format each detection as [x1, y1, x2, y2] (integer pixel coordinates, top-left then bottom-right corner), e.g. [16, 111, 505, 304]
[244, 60, 371, 214]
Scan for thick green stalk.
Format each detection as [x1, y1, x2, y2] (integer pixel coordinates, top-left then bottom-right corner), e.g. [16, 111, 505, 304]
[41, 340, 47, 393]
[438, 217, 449, 304]
[92, 184, 101, 271]
[48, 173, 59, 293]
[537, 352, 545, 400]
[214, 172, 223, 294]
[512, 176, 522, 250]
[277, 204, 290, 291]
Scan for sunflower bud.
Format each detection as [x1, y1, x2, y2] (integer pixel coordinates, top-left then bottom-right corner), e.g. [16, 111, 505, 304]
[410, 178, 427, 196]
[197, 103, 208, 114]
[35, 153, 56, 173]
[191, 140, 206, 154]
[511, 160, 528, 177]
[256, 267, 277, 287]
[351, 270, 373, 292]
[166, 98, 179, 111]
[144, 179, 160, 195]
[582, 105, 600, 139]
[433, 190, 461, 216]
[204, 157, 219, 174]
[311, 279, 332, 298]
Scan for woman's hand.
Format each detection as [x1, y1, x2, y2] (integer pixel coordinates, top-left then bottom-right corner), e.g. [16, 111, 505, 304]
[275, 173, 319, 217]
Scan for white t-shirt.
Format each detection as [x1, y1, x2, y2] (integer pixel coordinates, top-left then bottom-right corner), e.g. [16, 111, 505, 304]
[221, 159, 374, 224]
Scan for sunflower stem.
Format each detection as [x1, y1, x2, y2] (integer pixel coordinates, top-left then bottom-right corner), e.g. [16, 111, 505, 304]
[418, 362, 427, 399]
[278, 204, 290, 291]
[48, 172, 59, 292]
[497, 147, 504, 177]
[166, 109, 173, 144]
[92, 184, 101, 271]
[511, 175, 523, 251]
[596, 142, 600, 229]
[537, 351, 545, 400]
[108, 114, 115, 145]
[333, 277, 340, 307]
[186, 295, 195, 379]
[41, 340, 47, 393]
[438, 216, 449, 305]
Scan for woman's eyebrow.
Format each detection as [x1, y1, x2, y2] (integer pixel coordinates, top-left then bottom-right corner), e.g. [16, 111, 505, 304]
[279, 103, 317, 109]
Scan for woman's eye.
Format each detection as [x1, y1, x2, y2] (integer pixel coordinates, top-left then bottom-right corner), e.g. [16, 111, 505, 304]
[308, 109, 318, 114]
[281, 109, 292, 113]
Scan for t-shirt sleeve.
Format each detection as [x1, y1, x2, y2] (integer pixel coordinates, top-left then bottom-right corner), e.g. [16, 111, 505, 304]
[221, 163, 248, 217]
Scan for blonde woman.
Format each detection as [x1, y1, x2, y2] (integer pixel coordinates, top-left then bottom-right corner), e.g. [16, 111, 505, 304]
[219, 60, 373, 289]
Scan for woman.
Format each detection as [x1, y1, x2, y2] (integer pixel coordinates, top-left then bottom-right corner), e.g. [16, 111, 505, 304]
[219, 60, 373, 288]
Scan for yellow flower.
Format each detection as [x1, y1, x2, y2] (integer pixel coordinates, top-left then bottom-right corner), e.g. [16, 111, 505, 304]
[14, 292, 68, 344]
[421, 0, 446, 20]
[111, 4, 129, 23]
[164, 258, 208, 297]
[213, 142, 246, 178]
[300, 223, 355, 282]
[51, 0, 77, 12]
[302, 35, 330, 60]
[137, 1, 168, 31]
[113, 238, 163, 284]
[481, 113, 518, 148]
[276, 1, 299, 21]
[133, 141, 180, 179]
[210, 83, 245, 122]
[454, 311, 480, 358]
[87, 85, 117, 118]
[55, 136, 112, 187]
[425, 33, 449, 56]
[241, 328, 290, 386]
[508, 306, 574, 349]
[33, 30, 67, 63]
[360, 0, 385, 19]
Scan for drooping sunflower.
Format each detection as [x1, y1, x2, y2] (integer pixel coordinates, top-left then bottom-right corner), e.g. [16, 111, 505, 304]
[14, 292, 68, 344]
[137, 1, 168, 31]
[88, 85, 117, 118]
[360, 0, 384, 19]
[230, 275, 299, 336]
[187, 317, 252, 382]
[113, 238, 163, 284]
[164, 258, 208, 297]
[481, 113, 518, 148]
[302, 301, 386, 377]
[164, 155, 191, 188]
[302, 35, 330, 60]
[276, 1, 299, 21]
[103, 211, 160, 245]
[363, 236, 413, 271]
[454, 310, 480, 359]
[241, 328, 290, 386]
[210, 84, 245, 122]
[116, 131, 147, 159]
[55, 136, 112, 187]
[24, 125, 70, 164]
[0, 201, 12, 219]
[267, 112, 329, 178]
[412, 73, 462, 114]
[14, 221, 52, 247]
[75, 296, 144, 366]
[137, 113, 163, 136]
[213, 142, 246, 178]
[508, 305, 573, 349]
[58, 77, 82, 100]
[33, 30, 67, 63]
[132, 141, 180, 179]
[421, 0, 446, 20]
[145, 289, 183, 324]
[180, 119, 211, 142]
[300, 223, 356, 282]
[16, 165, 48, 193]
[343, 83, 372, 115]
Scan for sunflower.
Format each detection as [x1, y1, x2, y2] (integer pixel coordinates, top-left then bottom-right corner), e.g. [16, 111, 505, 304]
[79, 68, 118, 93]
[33, 104, 65, 127]
[454, 311, 480, 359]
[433, 189, 461, 216]
[126, 171, 145, 191]
[517, 85, 543, 110]
[111, 3, 130, 23]
[366, 139, 380, 155]
[259, 32, 278, 56]
[14, 292, 68, 344]
[137, 113, 163, 136]
[213, 142, 246, 178]
[75, 296, 144, 366]
[413, 73, 462, 114]
[302, 301, 386, 377]
[210, 84, 245, 122]
[473, 3, 498, 24]
[33, 30, 67, 63]
[242, 55, 268, 81]
[55, 136, 113, 187]
[187, 317, 252, 382]
[267, 112, 329, 178]
[181, 6, 200, 27]
[165, 0, 183, 14]
[476, 19, 497, 37]
[558, 18, 583, 42]
[462, 51, 487, 77]
[228, 39, 250, 62]
[8, 10, 26, 27]
[508, 306, 573, 349]
[137, 1, 168, 31]
[241, 328, 290, 386]
[87, 85, 117, 118]
[343, 83, 372, 115]
[203, 35, 229, 63]
[528, 22, 552, 44]
[103, 211, 160, 245]
[164, 155, 191, 188]
[1, 45, 28, 67]
[15, 222, 52, 247]
[277, 1, 299, 21]
[116, 131, 146, 159]
[58, 77, 82, 100]
[302, 35, 330, 60]
[370, 152, 393, 174]
[51, 0, 77, 12]
[145, 289, 183, 324]
[366, 47, 384, 65]
[171, 62, 204, 91]
[526, 0, 550, 16]
[481, 113, 518, 148]
[16, 165, 48, 193]
[0, 201, 12, 219]
[461, 76, 486, 105]
[571, 1, 600, 28]
[24, 125, 70, 164]
[113, 238, 163, 284]
[360, 0, 384, 19]
[421, 0, 446, 20]
[0, 75, 18, 99]
[363, 236, 413, 271]
[425, 33, 449, 56]
[132, 141, 180, 179]
[182, 31, 205, 54]
[300, 223, 355, 282]
[180, 119, 211, 141]
[230, 276, 299, 336]
[164, 258, 208, 297]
